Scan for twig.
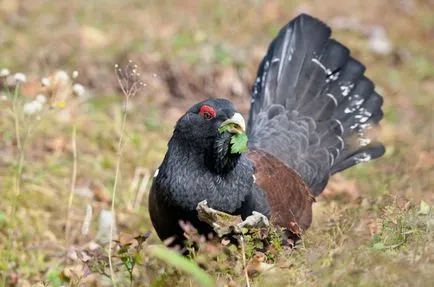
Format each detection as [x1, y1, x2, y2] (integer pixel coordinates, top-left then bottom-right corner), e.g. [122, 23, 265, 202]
[109, 62, 144, 285]
[65, 124, 78, 249]
[239, 235, 250, 287]
[108, 96, 129, 286]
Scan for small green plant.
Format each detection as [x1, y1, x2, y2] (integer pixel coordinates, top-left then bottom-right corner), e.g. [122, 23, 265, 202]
[371, 200, 431, 250]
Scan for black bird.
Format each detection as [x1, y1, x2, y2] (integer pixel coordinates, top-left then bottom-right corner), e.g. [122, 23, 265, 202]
[149, 14, 385, 248]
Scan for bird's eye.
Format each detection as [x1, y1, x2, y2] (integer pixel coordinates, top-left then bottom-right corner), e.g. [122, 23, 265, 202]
[202, 112, 212, 119]
[199, 105, 216, 120]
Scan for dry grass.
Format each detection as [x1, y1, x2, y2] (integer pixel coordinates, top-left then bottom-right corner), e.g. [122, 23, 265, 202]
[1, 0, 434, 286]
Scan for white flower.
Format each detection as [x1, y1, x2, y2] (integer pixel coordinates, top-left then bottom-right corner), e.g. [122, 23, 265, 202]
[36, 94, 47, 104]
[41, 77, 51, 87]
[23, 101, 43, 115]
[72, 70, 79, 79]
[54, 70, 69, 83]
[13, 73, 27, 83]
[0, 68, 10, 77]
[72, 83, 85, 97]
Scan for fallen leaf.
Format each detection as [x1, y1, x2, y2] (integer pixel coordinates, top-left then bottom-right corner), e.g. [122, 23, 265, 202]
[246, 252, 275, 276]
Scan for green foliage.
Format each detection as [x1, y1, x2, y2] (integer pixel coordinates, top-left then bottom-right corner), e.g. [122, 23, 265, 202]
[150, 245, 216, 287]
[230, 133, 248, 154]
[219, 123, 248, 154]
[46, 268, 64, 287]
[371, 201, 432, 251]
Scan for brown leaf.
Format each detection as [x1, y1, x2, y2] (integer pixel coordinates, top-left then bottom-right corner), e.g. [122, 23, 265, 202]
[246, 252, 275, 276]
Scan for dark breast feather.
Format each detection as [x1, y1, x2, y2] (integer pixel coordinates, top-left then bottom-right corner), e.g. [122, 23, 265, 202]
[247, 149, 315, 232]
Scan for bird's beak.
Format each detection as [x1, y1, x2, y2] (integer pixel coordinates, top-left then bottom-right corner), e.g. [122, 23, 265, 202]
[220, 112, 246, 135]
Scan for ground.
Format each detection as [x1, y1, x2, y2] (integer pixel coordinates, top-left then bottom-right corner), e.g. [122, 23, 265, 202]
[0, 0, 434, 286]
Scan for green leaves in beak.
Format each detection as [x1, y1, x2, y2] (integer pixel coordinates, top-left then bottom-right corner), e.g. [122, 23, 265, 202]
[218, 113, 248, 154]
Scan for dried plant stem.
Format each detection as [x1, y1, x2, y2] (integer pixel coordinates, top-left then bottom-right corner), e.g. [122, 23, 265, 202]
[12, 85, 23, 201]
[10, 86, 23, 228]
[108, 96, 130, 286]
[65, 124, 77, 249]
[239, 235, 251, 287]
[6, 84, 26, 276]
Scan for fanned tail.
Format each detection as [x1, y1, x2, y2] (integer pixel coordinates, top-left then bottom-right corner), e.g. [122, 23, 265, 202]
[247, 14, 385, 196]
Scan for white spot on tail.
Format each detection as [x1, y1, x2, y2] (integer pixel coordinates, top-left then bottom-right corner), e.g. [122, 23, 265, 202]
[288, 47, 294, 62]
[264, 60, 270, 70]
[345, 96, 364, 114]
[334, 119, 344, 134]
[358, 138, 372, 146]
[326, 71, 340, 83]
[326, 93, 338, 106]
[153, 169, 159, 178]
[261, 64, 268, 89]
[359, 123, 371, 129]
[337, 136, 345, 150]
[340, 83, 355, 97]
[354, 152, 372, 163]
[334, 147, 341, 159]
[312, 58, 332, 75]
[329, 153, 335, 166]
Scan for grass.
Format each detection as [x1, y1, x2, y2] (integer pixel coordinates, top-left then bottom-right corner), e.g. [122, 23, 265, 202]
[1, 0, 434, 286]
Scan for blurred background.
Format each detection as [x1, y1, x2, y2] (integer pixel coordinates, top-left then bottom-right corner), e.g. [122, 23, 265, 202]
[0, 0, 433, 286]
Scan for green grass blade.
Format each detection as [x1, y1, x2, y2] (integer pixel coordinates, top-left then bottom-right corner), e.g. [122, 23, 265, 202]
[149, 245, 216, 287]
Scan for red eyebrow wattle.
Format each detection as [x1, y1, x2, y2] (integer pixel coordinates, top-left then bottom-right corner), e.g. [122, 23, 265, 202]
[199, 105, 216, 118]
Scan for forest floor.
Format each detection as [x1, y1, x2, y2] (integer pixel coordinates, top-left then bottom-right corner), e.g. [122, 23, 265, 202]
[0, 0, 434, 286]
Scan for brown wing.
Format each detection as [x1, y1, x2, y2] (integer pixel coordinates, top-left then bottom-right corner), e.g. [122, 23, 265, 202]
[247, 149, 315, 233]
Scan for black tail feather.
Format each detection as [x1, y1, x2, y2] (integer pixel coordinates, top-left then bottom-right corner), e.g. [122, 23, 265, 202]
[248, 14, 385, 196]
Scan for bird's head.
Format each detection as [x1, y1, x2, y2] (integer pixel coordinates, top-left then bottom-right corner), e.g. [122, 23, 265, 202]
[172, 98, 248, 174]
